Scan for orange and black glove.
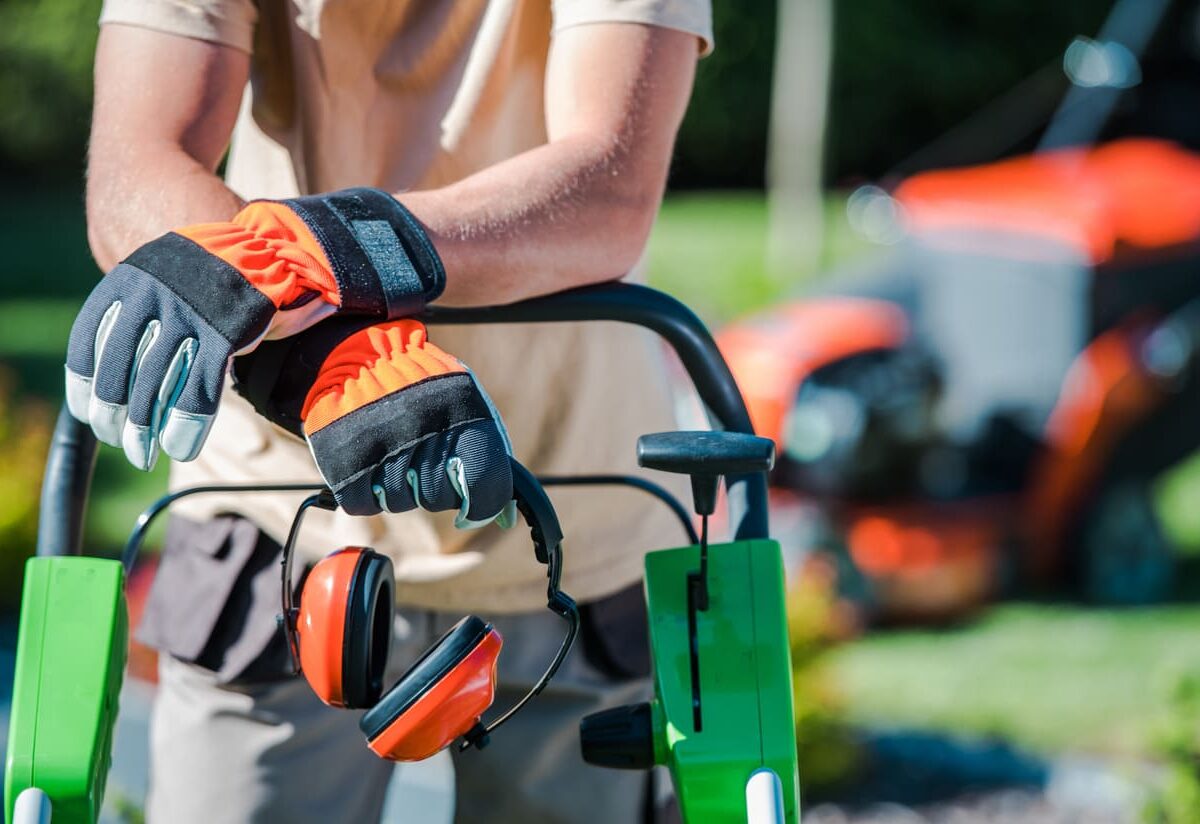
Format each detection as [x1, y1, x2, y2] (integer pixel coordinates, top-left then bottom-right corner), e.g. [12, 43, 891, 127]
[287, 320, 514, 522]
[66, 188, 444, 470]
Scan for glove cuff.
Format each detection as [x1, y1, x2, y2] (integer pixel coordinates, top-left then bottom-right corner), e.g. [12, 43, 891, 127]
[281, 188, 446, 318]
[300, 320, 464, 433]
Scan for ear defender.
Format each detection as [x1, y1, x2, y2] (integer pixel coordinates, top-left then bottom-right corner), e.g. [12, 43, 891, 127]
[294, 550, 504, 760]
[281, 460, 578, 762]
[297, 551, 504, 758]
[296, 547, 395, 709]
[359, 616, 503, 761]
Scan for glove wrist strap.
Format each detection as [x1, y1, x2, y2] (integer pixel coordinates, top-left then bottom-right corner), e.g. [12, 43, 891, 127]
[282, 188, 446, 318]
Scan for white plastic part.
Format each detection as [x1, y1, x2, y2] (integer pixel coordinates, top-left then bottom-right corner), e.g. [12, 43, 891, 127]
[745, 768, 786, 824]
[64, 368, 92, 423]
[13, 787, 52, 824]
[159, 407, 213, 464]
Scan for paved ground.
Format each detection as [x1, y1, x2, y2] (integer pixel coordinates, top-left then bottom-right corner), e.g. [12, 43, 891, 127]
[806, 763, 1144, 823]
[96, 678, 456, 823]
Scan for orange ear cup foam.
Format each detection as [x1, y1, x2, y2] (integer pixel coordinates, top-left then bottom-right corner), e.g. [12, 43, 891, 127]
[297, 547, 394, 709]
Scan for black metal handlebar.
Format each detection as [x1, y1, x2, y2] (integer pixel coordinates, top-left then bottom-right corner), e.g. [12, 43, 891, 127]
[37, 283, 768, 558]
[37, 406, 98, 559]
[422, 283, 768, 540]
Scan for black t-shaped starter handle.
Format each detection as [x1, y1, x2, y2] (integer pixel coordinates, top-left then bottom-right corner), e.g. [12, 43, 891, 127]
[637, 431, 775, 517]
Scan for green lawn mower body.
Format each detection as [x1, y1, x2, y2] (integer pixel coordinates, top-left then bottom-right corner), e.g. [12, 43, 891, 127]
[645, 540, 799, 822]
[6, 556, 127, 824]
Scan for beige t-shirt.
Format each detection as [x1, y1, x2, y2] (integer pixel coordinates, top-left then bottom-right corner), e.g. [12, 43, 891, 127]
[98, 0, 711, 613]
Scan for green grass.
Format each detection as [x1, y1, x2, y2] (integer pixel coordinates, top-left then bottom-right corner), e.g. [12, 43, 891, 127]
[0, 299, 78, 356]
[827, 603, 1200, 758]
[645, 192, 870, 324]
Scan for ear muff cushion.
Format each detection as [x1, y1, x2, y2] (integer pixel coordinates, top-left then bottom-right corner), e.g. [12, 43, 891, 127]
[298, 549, 362, 707]
[297, 547, 394, 709]
[359, 615, 492, 742]
[341, 550, 395, 709]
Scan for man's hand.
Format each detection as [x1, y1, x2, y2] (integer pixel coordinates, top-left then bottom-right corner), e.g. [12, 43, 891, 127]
[298, 320, 514, 523]
[66, 190, 446, 469]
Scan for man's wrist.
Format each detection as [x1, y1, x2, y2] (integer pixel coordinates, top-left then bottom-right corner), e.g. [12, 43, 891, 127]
[282, 188, 447, 318]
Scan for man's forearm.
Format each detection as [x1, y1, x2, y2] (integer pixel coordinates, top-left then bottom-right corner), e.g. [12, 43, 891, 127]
[400, 23, 697, 308]
[86, 25, 250, 271]
[401, 133, 661, 307]
[92, 128, 650, 305]
[86, 150, 244, 271]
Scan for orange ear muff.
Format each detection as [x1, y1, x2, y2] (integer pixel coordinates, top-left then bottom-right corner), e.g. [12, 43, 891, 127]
[297, 547, 395, 709]
[358, 615, 503, 762]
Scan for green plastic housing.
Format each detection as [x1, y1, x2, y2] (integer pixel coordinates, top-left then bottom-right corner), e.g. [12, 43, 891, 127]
[644, 540, 800, 822]
[6, 557, 127, 824]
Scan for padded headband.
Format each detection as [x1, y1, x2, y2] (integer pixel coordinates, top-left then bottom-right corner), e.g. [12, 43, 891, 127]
[509, 460, 562, 565]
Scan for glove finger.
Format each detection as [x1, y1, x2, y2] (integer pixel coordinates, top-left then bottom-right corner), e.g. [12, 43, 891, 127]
[403, 344, 460, 378]
[407, 435, 463, 513]
[326, 472, 384, 517]
[322, 450, 417, 517]
[450, 421, 514, 524]
[372, 449, 419, 514]
[158, 332, 229, 462]
[64, 285, 118, 423]
[89, 300, 155, 447]
[123, 329, 193, 471]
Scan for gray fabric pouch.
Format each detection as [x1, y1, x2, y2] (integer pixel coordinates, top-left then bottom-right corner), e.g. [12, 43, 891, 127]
[137, 514, 295, 685]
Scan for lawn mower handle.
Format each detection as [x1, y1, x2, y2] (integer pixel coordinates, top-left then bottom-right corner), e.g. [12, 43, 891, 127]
[37, 405, 98, 559]
[38, 282, 768, 557]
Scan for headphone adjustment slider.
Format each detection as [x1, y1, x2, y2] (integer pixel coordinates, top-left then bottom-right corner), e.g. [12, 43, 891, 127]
[460, 721, 491, 752]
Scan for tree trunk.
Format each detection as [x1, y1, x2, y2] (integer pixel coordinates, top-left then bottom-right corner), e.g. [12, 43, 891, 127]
[767, 0, 833, 281]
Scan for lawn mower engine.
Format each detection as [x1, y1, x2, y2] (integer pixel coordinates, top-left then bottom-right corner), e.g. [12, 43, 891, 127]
[722, 138, 1200, 618]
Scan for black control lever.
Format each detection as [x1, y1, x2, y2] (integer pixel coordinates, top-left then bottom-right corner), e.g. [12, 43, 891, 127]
[636, 430, 774, 731]
[638, 431, 775, 603]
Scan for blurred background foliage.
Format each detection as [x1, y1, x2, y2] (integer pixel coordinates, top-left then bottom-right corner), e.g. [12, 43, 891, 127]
[0, 369, 50, 608]
[0, 0, 99, 183]
[786, 555, 864, 793]
[1144, 672, 1200, 823]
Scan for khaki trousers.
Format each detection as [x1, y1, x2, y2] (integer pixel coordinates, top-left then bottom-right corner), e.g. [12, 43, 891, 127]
[146, 601, 658, 823]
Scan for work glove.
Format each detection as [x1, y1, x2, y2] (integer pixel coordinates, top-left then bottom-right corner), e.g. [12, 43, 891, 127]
[65, 188, 444, 470]
[297, 319, 516, 524]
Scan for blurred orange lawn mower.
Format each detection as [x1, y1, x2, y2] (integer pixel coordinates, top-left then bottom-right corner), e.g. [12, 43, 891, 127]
[720, 137, 1200, 619]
